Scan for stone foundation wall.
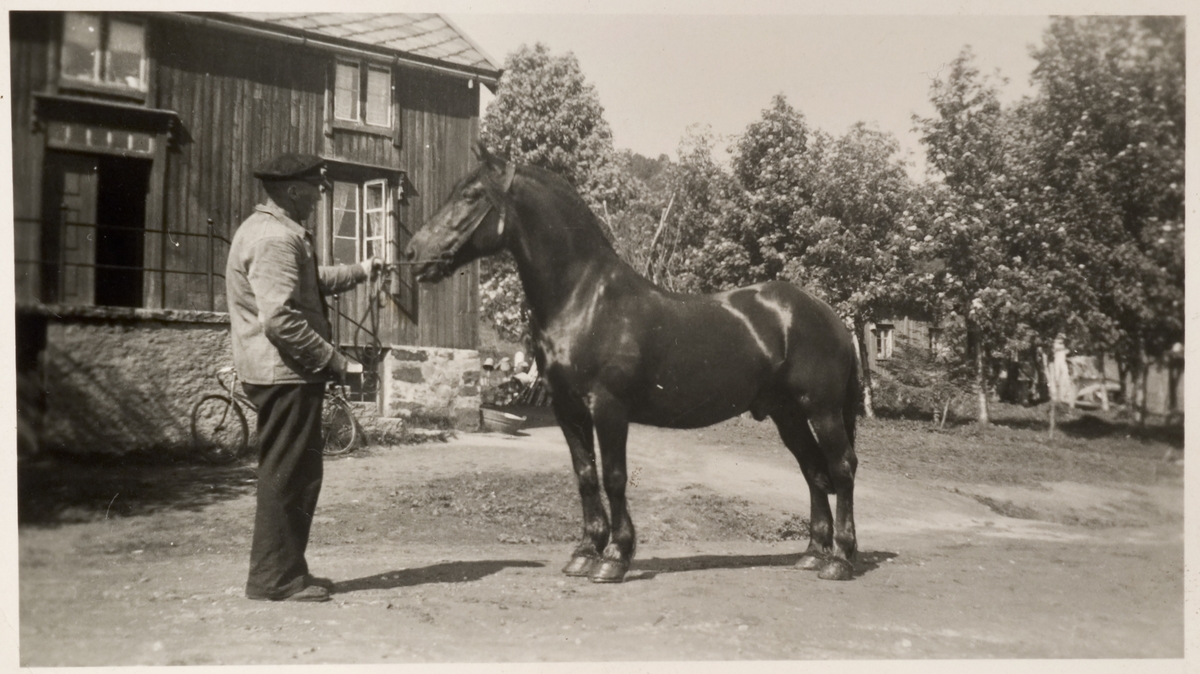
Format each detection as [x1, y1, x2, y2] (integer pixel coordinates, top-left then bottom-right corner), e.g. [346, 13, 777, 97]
[381, 346, 481, 431]
[26, 310, 238, 455]
[18, 307, 484, 455]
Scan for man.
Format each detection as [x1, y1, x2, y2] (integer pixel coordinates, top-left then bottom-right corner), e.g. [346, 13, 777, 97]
[225, 153, 381, 602]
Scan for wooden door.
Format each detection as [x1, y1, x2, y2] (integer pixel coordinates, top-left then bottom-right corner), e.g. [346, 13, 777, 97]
[44, 152, 99, 305]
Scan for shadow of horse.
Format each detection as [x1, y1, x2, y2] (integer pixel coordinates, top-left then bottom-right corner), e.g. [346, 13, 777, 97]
[627, 550, 898, 581]
[334, 559, 545, 593]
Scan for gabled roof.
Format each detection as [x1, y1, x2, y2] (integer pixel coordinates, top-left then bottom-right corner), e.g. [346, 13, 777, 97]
[223, 13, 501, 75]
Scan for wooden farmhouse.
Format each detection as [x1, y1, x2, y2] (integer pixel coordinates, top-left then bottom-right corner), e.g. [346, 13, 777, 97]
[10, 12, 502, 454]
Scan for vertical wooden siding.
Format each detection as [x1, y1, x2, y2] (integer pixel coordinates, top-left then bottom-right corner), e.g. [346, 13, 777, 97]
[9, 13, 53, 303]
[11, 14, 481, 350]
[154, 22, 326, 313]
[395, 69, 480, 349]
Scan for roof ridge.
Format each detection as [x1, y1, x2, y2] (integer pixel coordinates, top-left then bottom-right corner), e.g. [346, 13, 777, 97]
[221, 12, 500, 74]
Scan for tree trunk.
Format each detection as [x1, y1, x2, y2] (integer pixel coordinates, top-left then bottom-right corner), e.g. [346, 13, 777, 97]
[1167, 352, 1182, 414]
[1138, 360, 1150, 428]
[1115, 356, 1129, 405]
[1040, 347, 1055, 439]
[644, 192, 675, 285]
[968, 321, 989, 427]
[1097, 353, 1110, 412]
[852, 320, 875, 418]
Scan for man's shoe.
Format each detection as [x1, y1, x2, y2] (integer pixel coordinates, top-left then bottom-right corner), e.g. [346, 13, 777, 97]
[306, 575, 335, 591]
[248, 584, 331, 602]
[282, 585, 331, 602]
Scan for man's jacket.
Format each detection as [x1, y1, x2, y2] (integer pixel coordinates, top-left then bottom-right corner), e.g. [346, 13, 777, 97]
[225, 203, 366, 385]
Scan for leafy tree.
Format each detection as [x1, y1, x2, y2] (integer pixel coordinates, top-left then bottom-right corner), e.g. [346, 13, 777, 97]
[652, 127, 743, 292]
[1024, 16, 1185, 418]
[482, 42, 635, 212]
[912, 48, 1100, 426]
[677, 95, 818, 295]
[479, 43, 637, 343]
[913, 48, 1021, 426]
[790, 123, 916, 417]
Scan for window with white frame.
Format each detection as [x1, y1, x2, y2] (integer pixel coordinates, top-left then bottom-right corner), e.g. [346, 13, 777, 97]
[873, 324, 895, 361]
[60, 13, 147, 92]
[332, 179, 389, 266]
[334, 60, 392, 128]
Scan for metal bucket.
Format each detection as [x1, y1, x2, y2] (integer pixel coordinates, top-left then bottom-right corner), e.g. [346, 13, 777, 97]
[480, 407, 526, 434]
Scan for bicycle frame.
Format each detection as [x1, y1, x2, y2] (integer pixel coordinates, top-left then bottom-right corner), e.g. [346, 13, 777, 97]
[215, 367, 254, 410]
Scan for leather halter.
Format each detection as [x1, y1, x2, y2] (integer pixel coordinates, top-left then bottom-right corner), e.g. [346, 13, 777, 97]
[440, 163, 516, 261]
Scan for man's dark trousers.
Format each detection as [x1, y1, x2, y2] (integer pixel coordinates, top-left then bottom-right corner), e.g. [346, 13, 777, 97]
[241, 382, 325, 600]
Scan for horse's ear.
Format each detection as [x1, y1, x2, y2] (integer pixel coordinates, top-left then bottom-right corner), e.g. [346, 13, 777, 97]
[473, 140, 490, 163]
[475, 141, 505, 173]
[501, 162, 516, 193]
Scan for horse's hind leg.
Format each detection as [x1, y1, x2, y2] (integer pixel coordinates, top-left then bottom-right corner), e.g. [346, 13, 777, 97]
[770, 407, 835, 570]
[552, 391, 609, 577]
[806, 410, 858, 580]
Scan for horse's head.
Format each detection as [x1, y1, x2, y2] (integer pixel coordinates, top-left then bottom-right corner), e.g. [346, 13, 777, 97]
[406, 143, 515, 283]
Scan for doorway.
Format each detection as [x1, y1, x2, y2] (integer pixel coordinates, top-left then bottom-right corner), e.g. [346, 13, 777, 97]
[42, 151, 151, 307]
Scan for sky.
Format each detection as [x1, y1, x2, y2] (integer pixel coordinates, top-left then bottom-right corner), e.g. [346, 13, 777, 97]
[448, 13, 1051, 177]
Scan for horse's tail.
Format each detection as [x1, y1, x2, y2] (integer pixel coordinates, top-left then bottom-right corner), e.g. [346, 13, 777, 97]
[843, 361, 859, 449]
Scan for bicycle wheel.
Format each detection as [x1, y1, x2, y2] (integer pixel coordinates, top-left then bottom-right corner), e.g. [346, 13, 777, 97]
[321, 397, 359, 456]
[190, 394, 249, 464]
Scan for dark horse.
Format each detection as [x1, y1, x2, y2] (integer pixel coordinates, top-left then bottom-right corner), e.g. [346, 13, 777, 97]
[407, 147, 860, 582]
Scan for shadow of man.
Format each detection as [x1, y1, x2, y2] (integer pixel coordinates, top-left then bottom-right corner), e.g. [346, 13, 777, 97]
[334, 559, 545, 594]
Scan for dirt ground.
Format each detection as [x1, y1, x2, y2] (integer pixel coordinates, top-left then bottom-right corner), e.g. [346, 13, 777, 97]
[16, 410, 1186, 665]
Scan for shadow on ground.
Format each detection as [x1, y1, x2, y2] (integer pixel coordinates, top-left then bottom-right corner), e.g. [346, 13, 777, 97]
[875, 405, 1184, 450]
[334, 559, 546, 593]
[629, 549, 897, 581]
[18, 451, 257, 526]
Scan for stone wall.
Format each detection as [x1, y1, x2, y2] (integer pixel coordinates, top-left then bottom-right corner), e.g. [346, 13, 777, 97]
[26, 309, 239, 455]
[381, 346, 481, 431]
[18, 306, 485, 455]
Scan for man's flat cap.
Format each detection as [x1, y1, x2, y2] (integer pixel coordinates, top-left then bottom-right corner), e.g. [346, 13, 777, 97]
[254, 153, 330, 185]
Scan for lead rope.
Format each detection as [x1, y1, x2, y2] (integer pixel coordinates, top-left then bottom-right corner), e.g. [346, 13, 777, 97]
[352, 268, 385, 400]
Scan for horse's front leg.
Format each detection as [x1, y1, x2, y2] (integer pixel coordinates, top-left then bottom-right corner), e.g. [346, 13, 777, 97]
[552, 391, 609, 577]
[588, 391, 635, 583]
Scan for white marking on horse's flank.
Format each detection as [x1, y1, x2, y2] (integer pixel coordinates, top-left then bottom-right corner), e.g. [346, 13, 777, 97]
[757, 295, 794, 355]
[806, 419, 821, 445]
[717, 293, 772, 359]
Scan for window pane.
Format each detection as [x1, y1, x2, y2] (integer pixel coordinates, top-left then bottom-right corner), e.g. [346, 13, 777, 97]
[364, 213, 383, 247]
[365, 66, 391, 126]
[336, 210, 357, 239]
[332, 182, 360, 263]
[61, 13, 101, 81]
[333, 238, 357, 266]
[334, 62, 360, 121]
[363, 182, 387, 261]
[365, 182, 385, 211]
[105, 19, 145, 89]
[334, 182, 357, 211]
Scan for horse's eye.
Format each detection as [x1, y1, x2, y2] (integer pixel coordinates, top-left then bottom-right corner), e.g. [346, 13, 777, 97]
[464, 187, 483, 201]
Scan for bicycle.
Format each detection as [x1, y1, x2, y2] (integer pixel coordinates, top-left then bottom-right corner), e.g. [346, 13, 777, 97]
[190, 366, 360, 464]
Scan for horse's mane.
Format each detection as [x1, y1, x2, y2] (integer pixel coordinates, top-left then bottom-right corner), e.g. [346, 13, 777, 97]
[512, 164, 616, 253]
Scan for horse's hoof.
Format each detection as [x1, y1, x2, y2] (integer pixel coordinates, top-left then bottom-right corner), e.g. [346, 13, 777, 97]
[796, 553, 825, 570]
[562, 556, 599, 577]
[588, 559, 629, 583]
[817, 558, 854, 581]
